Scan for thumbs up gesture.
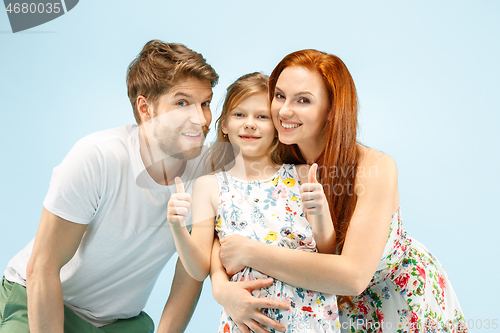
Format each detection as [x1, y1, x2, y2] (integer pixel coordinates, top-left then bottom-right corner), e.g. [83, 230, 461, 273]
[300, 163, 328, 215]
[167, 177, 192, 226]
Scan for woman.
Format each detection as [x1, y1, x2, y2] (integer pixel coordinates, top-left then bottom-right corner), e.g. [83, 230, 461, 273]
[210, 50, 467, 333]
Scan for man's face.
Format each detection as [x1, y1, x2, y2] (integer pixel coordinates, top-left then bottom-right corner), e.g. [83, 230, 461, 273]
[147, 77, 213, 160]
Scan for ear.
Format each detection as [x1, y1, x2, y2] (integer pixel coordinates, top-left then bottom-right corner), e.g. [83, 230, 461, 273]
[221, 119, 228, 134]
[137, 95, 152, 122]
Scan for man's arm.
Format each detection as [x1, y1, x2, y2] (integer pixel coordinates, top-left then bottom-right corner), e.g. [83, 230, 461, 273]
[26, 208, 88, 333]
[157, 258, 203, 333]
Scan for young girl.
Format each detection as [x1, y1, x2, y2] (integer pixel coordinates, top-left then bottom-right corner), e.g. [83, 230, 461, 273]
[167, 72, 341, 333]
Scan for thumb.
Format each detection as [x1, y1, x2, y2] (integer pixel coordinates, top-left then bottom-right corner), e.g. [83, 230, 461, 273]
[175, 177, 185, 194]
[308, 163, 319, 183]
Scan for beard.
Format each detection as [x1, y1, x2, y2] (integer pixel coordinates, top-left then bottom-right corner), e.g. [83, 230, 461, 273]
[153, 123, 209, 160]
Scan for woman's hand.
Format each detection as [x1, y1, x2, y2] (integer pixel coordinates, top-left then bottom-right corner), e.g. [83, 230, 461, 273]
[300, 163, 329, 216]
[300, 163, 336, 253]
[219, 235, 254, 276]
[213, 278, 290, 333]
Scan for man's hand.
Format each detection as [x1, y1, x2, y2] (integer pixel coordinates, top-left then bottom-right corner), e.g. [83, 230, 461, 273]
[167, 177, 192, 226]
[214, 278, 290, 333]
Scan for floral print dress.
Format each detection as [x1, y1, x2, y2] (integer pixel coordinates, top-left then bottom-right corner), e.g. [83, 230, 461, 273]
[216, 164, 341, 333]
[339, 209, 467, 333]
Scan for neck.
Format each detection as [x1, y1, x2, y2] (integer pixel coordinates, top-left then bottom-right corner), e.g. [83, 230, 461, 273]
[228, 152, 280, 181]
[295, 125, 327, 164]
[298, 138, 325, 165]
[139, 126, 186, 186]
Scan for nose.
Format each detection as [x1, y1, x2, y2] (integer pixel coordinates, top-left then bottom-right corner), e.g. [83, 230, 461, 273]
[190, 104, 207, 127]
[244, 118, 257, 130]
[278, 101, 294, 119]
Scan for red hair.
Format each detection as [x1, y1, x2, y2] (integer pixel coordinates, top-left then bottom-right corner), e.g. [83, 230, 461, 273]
[269, 49, 361, 308]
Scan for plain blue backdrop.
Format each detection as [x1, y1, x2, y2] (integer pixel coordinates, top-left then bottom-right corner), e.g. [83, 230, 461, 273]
[1, 0, 498, 331]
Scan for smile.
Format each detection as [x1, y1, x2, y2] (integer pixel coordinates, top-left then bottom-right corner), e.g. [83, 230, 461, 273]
[182, 132, 201, 137]
[239, 135, 261, 141]
[280, 120, 302, 129]
[182, 132, 202, 142]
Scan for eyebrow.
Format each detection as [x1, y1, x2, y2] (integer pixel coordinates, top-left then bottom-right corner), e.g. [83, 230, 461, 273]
[172, 91, 213, 100]
[275, 86, 314, 97]
[294, 91, 313, 96]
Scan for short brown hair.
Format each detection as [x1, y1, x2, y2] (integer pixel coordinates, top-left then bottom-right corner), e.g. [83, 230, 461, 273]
[127, 40, 219, 124]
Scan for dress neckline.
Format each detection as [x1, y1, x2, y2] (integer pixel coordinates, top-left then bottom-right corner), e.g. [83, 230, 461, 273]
[222, 164, 285, 184]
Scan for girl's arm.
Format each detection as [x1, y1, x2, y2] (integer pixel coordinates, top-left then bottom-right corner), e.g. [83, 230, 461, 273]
[296, 163, 336, 254]
[168, 175, 217, 281]
[218, 151, 399, 295]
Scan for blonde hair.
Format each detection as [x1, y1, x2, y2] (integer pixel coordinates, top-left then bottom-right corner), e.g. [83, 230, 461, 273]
[209, 72, 284, 171]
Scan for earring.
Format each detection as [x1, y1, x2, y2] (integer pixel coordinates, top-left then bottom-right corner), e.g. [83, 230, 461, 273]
[223, 133, 228, 138]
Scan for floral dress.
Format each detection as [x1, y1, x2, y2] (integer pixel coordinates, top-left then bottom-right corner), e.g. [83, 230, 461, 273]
[339, 209, 468, 333]
[216, 164, 341, 333]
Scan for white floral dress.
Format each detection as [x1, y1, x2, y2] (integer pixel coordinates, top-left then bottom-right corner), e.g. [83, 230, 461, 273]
[339, 209, 467, 333]
[216, 164, 341, 333]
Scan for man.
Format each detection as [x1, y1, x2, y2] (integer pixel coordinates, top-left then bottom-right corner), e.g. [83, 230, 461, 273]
[0, 40, 218, 333]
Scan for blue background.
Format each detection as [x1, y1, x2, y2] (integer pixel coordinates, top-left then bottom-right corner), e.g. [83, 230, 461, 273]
[1, 0, 498, 330]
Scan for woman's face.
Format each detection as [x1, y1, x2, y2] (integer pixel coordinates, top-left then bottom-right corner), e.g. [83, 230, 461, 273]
[271, 66, 330, 150]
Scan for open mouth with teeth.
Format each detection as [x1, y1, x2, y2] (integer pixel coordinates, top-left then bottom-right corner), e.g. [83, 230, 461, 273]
[280, 120, 302, 129]
[182, 132, 202, 141]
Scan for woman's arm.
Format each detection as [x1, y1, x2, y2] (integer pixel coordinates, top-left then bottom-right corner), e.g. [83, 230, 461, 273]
[220, 151, 399, 295]
[210, 239, 290, 333]
[168, 176, 217, 281]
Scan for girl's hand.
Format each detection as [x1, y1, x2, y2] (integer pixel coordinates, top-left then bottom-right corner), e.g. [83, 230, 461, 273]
[167, 177, 192, 226]
[214, 278, 289, 333]
[300, 163, 329, 215]
[219, 235, 253, 275]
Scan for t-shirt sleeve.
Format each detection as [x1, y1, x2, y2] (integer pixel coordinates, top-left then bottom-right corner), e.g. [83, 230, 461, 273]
[43, 138, 105, 224]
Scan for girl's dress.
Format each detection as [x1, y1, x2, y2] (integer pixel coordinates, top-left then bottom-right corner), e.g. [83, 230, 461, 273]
[216, 164, 341, 333]
[339, 209, 468, 333]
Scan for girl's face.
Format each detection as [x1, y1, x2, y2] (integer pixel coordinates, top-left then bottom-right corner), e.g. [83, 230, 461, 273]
[271, 66, 330, 149]
[222, 92, 275, 159]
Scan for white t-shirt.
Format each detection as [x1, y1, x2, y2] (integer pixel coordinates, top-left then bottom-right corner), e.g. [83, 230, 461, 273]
[4, 124, 211, 327]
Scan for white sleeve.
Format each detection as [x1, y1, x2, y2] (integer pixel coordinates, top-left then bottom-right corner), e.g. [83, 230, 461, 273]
[43, 138, 105, 224]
